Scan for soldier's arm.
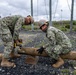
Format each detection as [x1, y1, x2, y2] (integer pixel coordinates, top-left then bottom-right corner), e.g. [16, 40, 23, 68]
[13, 17, 24, 40]
[46, 31, 56, 47]
[48, 32, 62, 54]
[46, 30, 63, 53]
[37, 31, 56, 54]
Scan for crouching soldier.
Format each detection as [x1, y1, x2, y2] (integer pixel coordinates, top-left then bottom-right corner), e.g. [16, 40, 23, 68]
[37, 20, 72, 68]
[0, 15, 34, 67]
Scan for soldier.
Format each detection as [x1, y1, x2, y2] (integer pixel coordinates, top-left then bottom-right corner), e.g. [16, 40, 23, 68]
[37, 20, 72, 68]
[0, 15, 34, 67]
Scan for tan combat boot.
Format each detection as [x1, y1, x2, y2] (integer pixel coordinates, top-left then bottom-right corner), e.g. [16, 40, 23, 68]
[1, 57, 16, 67]
[52, 57, 64, 68]
[60, 51, 76, 60]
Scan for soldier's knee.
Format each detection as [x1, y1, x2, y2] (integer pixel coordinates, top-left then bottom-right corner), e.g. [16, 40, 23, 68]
[2, 34, 12, 42]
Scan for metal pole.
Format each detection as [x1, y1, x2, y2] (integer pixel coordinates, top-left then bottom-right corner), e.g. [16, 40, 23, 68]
[70, 0, 74, 33]
[31, 0, 33, 16]
[61, 9, 63, 25]
[31, 0, 34, 31]
[0, 16, 1, 18]
[49, 0, 52, 26]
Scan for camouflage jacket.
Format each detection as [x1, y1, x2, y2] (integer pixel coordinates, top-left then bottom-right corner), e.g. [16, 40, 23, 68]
[44, 26, 72, 55]
[0, 15, 25, 40]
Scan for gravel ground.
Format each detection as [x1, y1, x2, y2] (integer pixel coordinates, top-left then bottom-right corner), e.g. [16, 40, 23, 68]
[0, 30, 76, 75]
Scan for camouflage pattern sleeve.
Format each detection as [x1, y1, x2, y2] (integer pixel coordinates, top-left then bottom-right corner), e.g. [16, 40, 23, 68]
[13, 17, 25, 40]
[47, 30, 62, 53]
[42, 29, 56, 50]
[47, 29, 56, 46]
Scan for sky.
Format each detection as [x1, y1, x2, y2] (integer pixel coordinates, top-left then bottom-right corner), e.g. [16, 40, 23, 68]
[0, 0, 76, 21]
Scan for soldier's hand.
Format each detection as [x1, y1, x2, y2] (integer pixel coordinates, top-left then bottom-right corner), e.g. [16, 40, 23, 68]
[18, 39, 22, 43]
[37, 46, 45, 54]
[19, 44, 22, 49]
[14, 39, 23, 48]
[17, 39, 23, 48]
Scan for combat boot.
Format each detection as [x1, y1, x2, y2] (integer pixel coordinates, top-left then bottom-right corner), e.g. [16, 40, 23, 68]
[60, 51, 76, 60]
[52, 57, 64, 68]
[1, 57, 16, 67]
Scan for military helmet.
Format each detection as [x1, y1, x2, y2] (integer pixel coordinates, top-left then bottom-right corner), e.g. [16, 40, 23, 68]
[38, 20, 47, 29]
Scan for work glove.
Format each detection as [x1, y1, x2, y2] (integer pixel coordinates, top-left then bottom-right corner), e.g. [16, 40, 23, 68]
[37, 46, 45, 54]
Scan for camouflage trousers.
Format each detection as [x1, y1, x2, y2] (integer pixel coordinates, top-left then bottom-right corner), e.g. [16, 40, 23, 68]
[0, 20, 14, 58]
[45, 45, 71, 60]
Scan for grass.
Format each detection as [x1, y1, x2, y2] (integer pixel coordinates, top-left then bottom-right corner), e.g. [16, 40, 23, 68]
[22, 21, 76, 32]
[61, 69, 70, 75]
[22, 25, 39, 30]
[73, 70, 76, 75]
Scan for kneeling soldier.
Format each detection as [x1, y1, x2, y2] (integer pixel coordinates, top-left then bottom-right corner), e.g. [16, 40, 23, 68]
[37, 20, 72, 68]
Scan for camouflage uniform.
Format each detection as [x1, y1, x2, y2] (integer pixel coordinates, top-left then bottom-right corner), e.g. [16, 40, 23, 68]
[44, 26, 72, 60]
[0, 15, 25, 58]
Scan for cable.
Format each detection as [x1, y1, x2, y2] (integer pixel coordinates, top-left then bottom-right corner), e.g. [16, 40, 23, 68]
[53, 0, 58, 18]
[66, 0, 71, 12]
[44, 0, 49, 19]
[37, 0, 39, 20]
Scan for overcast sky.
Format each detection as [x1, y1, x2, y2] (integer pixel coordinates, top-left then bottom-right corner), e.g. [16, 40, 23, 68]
[0, 0, 76, 21]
